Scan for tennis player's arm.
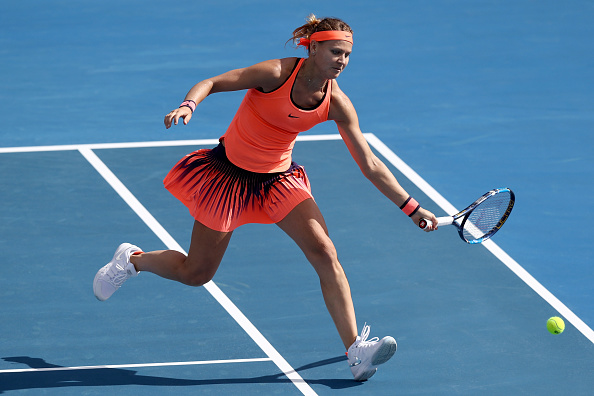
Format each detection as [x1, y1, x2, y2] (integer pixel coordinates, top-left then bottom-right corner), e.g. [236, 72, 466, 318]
[165, 58, 294, 128]
[330, 84, 437, 229]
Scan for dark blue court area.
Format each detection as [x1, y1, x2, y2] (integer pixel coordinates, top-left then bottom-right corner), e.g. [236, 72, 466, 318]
[1, 1, 593, 395]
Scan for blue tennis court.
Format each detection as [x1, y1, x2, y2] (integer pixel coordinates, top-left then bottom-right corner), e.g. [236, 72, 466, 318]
[1, 1, 593, 395]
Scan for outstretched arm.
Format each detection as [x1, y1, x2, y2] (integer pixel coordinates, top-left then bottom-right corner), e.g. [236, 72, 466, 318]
[164, 58, 297, 128]
[328, 81, 437, 230]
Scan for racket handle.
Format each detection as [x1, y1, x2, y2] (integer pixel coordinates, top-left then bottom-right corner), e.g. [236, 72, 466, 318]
[419, 219, 432, 230]
[419, 217, 453, 229]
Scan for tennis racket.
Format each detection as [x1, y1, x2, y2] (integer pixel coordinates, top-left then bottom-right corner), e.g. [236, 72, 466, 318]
[419, 188, 515, 244]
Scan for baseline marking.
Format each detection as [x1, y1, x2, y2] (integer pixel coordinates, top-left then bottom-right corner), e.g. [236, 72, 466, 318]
[78, 147, 317, 396]
[0, 358, 272, 374]
[0, 134, 342, 154]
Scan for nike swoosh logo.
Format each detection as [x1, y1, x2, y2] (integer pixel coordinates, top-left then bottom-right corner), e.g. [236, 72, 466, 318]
[349, 357, 361, 367]
[288, 114, 300, 118]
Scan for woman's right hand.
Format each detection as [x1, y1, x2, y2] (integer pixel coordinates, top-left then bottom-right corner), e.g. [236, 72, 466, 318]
[412, 208, 438, 232]
[164, 106, 193, 129]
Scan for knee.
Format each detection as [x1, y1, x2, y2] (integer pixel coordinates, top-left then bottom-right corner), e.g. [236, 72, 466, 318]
[307, 237, 337, 263]
[306, 239, 342, 276]
[183, 270, 214, 287]
[180, 258, 218, 287]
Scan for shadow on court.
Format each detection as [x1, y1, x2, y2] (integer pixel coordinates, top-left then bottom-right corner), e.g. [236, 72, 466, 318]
[0, 356, 361, 393]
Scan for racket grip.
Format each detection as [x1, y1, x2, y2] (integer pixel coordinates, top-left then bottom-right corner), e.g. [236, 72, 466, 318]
[419, 217, 453, 229]
[419, 219, 432, 230]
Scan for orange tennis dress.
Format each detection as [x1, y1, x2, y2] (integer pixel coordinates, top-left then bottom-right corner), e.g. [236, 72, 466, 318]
[163, 58, 332, 232]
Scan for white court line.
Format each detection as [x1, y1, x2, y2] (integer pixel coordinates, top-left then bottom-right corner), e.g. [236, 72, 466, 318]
[78, 147, 317, 396]
[0, 133, 342, 154]
[0, 358, 272, 374]
[364, 132, 594, 344]
[0, 139, 219, 153]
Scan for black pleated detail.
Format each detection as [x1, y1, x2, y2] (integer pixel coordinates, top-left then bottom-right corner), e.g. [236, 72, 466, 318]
[171, 143, 302, 217]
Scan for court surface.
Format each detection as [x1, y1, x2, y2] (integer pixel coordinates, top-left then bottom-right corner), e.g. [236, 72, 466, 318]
[1, 1, 593, 395]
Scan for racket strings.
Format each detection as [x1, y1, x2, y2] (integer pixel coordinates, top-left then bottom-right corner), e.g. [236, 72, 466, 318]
[462, 192, 511, 242]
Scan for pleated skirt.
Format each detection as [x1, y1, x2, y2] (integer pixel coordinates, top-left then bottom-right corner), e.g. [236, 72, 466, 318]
[163, 143, 313, 232]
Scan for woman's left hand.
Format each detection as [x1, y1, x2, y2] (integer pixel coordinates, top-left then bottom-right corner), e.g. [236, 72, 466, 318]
[164, 106, 193, 129]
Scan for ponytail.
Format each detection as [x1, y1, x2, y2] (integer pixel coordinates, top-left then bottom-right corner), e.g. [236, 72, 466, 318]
[287, 14, 353, 49]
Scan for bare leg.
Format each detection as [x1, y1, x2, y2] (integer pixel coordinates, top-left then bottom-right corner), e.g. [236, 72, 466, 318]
[276, 199, 358, 350]
[130, 220, 233, 286]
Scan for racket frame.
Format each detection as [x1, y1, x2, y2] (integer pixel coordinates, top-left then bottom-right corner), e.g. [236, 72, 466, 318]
[424, 188, 515, 244]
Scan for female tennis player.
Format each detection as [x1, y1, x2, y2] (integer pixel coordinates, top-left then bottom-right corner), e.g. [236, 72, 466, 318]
[93, 15, 437, 381]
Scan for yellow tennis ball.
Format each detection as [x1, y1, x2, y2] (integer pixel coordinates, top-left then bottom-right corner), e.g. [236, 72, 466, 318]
[547, 316, 565, 334]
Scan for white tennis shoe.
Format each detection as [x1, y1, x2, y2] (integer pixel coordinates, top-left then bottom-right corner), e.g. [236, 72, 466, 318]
[93, 243, 142, 301]
[347, 323, 397, 381]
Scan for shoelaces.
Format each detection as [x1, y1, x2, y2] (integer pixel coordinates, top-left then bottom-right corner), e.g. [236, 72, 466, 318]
[104, 263, 129, 287]
[355, 323, 379, 348]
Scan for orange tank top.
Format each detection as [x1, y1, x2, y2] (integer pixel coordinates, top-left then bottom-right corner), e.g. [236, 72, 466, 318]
[221, 58, 331, 173]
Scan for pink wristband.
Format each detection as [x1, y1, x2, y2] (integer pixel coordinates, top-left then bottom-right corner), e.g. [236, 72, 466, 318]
[400, 196, 420, 217]
[179, 100, 196, 113]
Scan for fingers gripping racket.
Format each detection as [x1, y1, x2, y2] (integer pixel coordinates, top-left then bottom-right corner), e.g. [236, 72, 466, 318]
[419, 188, 515, 244]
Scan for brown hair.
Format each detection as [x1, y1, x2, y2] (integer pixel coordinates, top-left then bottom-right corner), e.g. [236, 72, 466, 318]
[288, 14, 353, 49]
